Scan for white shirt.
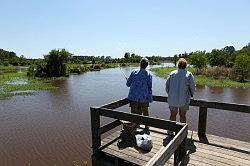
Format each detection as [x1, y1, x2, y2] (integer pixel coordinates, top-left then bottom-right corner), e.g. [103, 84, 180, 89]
[165, 69, 195, 107]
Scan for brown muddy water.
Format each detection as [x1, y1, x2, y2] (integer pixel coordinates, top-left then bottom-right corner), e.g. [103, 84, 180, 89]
[0, 65, 250, 166]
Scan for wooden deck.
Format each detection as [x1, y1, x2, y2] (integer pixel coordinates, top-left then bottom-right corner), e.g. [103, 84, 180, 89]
[100, 127, 250, 166]
[91, 96, 250, 166]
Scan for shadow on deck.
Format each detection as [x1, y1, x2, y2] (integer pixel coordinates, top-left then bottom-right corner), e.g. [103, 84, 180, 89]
[90, 96, 250, 166]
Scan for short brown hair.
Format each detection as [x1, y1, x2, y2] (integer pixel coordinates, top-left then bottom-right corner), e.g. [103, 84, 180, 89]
[177, 58, 187, 69]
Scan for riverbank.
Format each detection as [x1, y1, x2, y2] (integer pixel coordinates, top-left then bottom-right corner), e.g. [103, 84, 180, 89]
[150, 67, 250, 88]
[0, 63, 136, 100]
[0, 68, 58, 100]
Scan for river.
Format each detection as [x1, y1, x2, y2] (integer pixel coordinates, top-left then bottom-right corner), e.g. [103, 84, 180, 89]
[0, 65, 250, 165]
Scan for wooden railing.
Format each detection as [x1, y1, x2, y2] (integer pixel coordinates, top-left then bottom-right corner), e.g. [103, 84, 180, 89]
[91, 98, 188, 165]
[90, 95, 250, 165]
[152, 95, 250, 137]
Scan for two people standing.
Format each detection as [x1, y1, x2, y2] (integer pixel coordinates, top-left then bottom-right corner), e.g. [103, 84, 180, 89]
[126, 57, 195, 128]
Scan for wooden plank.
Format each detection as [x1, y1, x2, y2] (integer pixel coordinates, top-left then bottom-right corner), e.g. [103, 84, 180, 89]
[103, 141, 153, 162]
[187, 131, 250, 153]
[193, 146, 250, 165]
[152, 95, 250, 113]
[100, 129, 182, 165]
[146, 127, 250, 153]
[100, 129, 250, 166]
[193, 140, 250, 161]
[198, 107, 207, 137]
[201, 134, 250, 150]
[99, 120, 122, 135]
[100, 98, 129, 109]
[152, 95, 168, 102]
[90, 107, 101, 155]
[103, 148, 147, 165]
[99, 107, 184, 132]
[146, 124, 188, 166]
[190, 99, 250, 113]
[145, 128, 250, 161]
[103, 128, 169, 147]
[188, 153, 227, 166]
[99, 135, 121, 152]
[102, 130, 165, 154]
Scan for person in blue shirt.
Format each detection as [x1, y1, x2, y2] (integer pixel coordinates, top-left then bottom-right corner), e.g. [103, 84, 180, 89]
[126, 58, 152, 129]
[166, 58, 195, 125]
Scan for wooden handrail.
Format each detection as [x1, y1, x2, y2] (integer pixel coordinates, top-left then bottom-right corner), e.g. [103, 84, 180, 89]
[153, 95, 250, 113]
[91, 95, 250, 165]
[146, 124, 188, 166]
[90, 106, 188, 166]
[99, 107, 185, 131]
[96, 95, 249, 138]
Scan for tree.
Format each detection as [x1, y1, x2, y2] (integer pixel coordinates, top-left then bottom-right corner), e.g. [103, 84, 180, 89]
[173, 55, 178, 66]
[207, 49, 228, 67]
[44, 49, 72, 77]
[0, 49, 19, 65]
[105, 56, 112, 63]
[188, 51, 207, 69]
[238, 43, 250, 56]
[223, 46, 236, 62]
[124, 52, 130, 59]
[233, 54, 250, 82]
[222, 46, 236, 67]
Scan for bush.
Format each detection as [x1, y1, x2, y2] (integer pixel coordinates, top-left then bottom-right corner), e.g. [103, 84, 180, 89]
[207, 49, 228, 67]
[3, 61, 9, 66]
[193, 66, 232, 79]
[44, 49, 71, 77]
[69, 66, 81, 74]
[93, 64, 101, 70]
[233, 54, 250, 82]
[121, 63, 127, 67]
[100, 63, 106, 67]
[188, 51, 207, 69]
[27, 64, 36, 77]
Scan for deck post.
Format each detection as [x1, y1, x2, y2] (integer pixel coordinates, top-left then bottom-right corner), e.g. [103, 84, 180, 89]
[90, 107, 101, 156]
[198, 107, 207, 137]
[174, 127, 187, 166]
[174, 145, 181, 166]
[179, 135, 187, 159]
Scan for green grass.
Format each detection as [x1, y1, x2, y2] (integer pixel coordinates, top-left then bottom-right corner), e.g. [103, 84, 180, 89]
[150, 67, 250, 88]
[0, 69, 57, 100]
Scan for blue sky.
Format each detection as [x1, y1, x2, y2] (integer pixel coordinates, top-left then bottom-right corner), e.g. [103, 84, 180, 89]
[0, 0, 249, 58]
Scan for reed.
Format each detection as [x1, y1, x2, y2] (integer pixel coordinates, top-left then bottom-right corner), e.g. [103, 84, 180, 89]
[0, 69, 56, 100]
[150, 67, 250, 87]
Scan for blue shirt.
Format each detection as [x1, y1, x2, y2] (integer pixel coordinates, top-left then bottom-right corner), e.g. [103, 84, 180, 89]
[165, 69, 195, 107]
[126, 68, 152, 103]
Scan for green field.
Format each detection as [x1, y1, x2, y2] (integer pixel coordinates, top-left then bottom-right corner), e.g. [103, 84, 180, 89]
[150, 67, 250, 88]
[0, 67, 58, 100]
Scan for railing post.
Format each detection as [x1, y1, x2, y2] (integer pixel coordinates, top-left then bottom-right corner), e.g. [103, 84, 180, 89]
[198, 107, 207, 137]
[174, 125, 187, 166]
[90, 107, 101, 165]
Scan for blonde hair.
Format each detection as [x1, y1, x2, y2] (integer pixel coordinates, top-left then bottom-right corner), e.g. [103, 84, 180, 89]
[177, 58, 187, 69]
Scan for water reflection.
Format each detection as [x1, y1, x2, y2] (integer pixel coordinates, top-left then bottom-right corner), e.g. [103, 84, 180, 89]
[0, 64, 249, 165]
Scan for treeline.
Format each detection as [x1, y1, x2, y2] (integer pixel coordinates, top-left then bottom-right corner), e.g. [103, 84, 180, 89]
[27, 50, 172, 77]
[69, 53, 172, 64]
[123, 52, 172, 64]
[175, 43, 250, 82]
[0, 48, 172, 67]
[0, 49, 33, 66]
[0, 47, 172, 78]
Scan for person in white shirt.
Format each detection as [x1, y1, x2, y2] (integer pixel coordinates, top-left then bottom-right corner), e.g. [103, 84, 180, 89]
[165, 58, 195, 124]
